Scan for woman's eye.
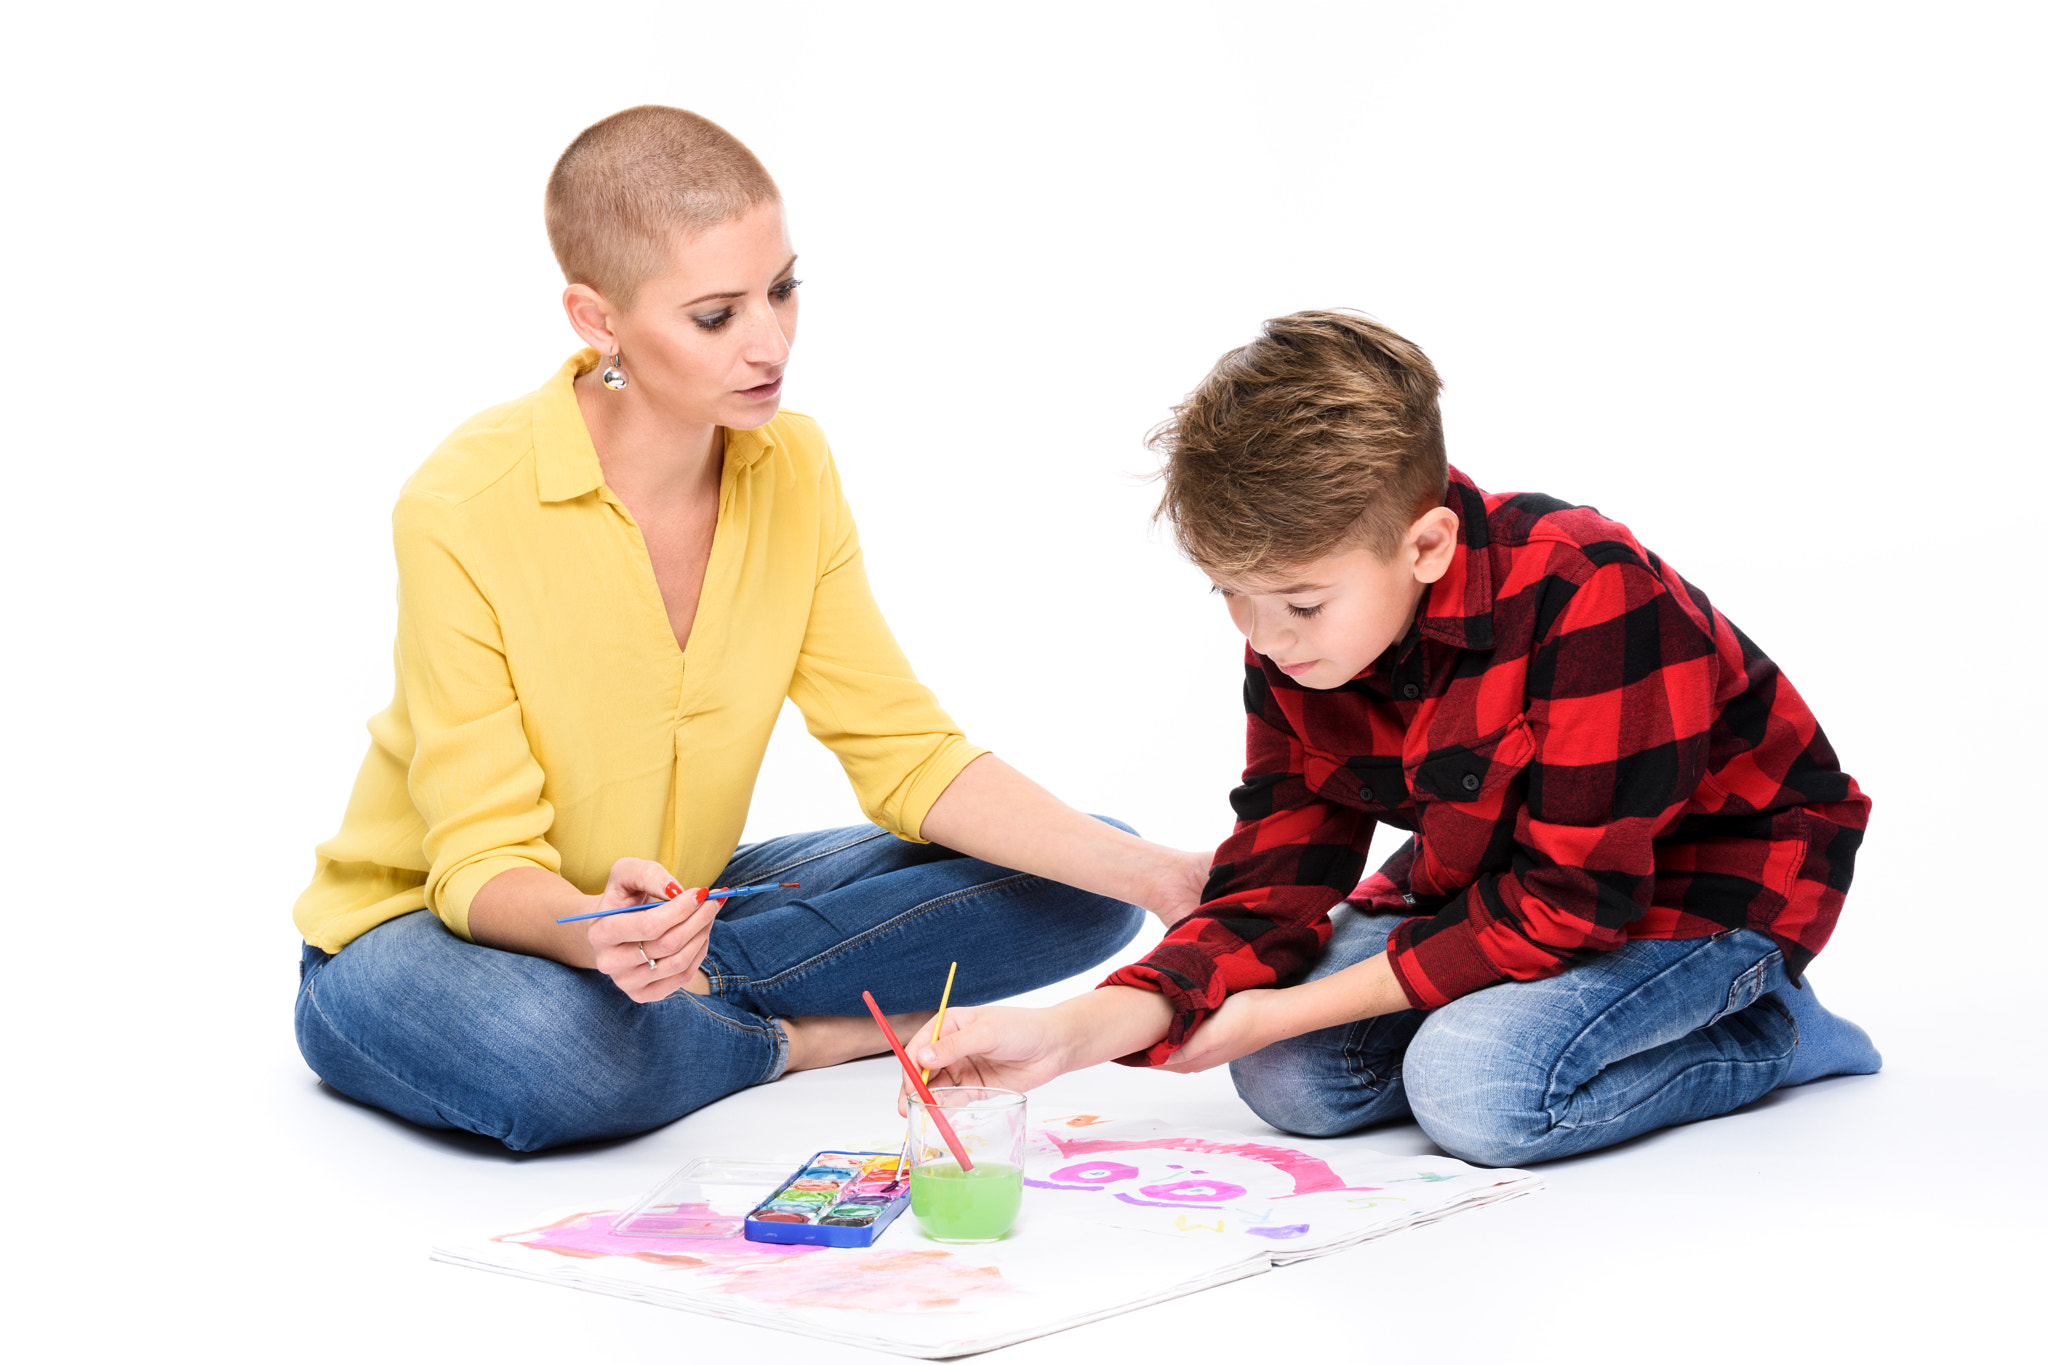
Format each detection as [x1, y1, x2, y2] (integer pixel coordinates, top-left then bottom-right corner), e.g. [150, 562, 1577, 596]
[693, 309, 735, 331]
[771, 277, 803, 299]
[1288, 603, 1324, 619]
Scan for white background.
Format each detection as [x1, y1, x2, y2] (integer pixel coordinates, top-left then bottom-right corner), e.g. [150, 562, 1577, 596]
[4, 4, 2042, 1362]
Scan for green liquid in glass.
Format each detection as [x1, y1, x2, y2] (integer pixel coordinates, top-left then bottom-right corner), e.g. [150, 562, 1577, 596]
[910, 1161, 1023, 1242]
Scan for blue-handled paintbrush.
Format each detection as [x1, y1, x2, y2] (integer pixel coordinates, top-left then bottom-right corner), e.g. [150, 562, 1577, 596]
[554, 882, 800, 924]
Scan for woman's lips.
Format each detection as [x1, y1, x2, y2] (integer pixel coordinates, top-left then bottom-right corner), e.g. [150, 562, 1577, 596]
[740, 377, 783, 401]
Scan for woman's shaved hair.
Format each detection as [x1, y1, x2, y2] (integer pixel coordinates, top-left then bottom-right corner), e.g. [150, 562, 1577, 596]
[544, 106, 780, 306]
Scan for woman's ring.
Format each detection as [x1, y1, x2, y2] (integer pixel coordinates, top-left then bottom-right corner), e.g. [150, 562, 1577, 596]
[638, 943, 659, 970]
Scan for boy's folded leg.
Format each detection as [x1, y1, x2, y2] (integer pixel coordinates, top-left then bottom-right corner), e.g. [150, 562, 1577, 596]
[1229, 1011, 1425, 1138]
[1228, 908, 1422, 1138]
[1402, 931, 1802, 1167]
[1772, 979, 1883, 1087]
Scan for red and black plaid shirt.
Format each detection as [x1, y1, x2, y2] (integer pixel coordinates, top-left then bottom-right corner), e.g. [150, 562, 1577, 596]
[1106, 467, 1870, 1066]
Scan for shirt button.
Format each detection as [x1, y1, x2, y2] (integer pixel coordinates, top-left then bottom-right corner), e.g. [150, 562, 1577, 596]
[1358, 786, 1375, 804]
[1401, 683, 1420, 699]
[1461, 773, 1481, 792]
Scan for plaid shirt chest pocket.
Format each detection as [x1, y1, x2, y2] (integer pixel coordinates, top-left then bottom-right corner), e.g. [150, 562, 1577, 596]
[1406, 716, 1537, 893]
[1298, 748, 1409, 814]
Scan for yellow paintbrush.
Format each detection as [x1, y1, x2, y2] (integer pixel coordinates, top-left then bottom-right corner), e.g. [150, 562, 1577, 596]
[922, 959, 958, 1084]
[893, 960, 959, 1182]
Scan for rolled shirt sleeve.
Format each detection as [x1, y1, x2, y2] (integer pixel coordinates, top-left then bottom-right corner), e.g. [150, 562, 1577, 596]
[390, 490, 563, 940]
[1102, 659, 1372, 1065]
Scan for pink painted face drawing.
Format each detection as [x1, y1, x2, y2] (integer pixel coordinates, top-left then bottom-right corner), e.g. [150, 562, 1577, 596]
[1022, 1133, 1385, 1240]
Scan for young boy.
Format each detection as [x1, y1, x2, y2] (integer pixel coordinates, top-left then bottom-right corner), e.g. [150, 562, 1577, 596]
[913, 311, 1882, 1165]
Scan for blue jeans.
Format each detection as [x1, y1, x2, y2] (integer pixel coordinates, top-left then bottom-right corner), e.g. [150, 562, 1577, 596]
[296, 823, 1146, 1151]
[1229, 905, 1852, 1166]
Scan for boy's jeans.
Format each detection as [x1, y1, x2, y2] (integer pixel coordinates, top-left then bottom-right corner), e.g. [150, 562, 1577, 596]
[295, 822, 1146, 1152]
[1230, 904, 1814, 1166]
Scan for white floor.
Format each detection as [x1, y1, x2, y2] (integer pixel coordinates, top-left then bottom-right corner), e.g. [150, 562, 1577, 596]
[36, 948, 2039, 1365]
[12, 10, 2044, 1362]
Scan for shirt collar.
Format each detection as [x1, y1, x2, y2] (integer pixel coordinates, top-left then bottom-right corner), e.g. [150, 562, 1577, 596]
[531, 348, 780, 504]
[1413, 465, 1496, 652]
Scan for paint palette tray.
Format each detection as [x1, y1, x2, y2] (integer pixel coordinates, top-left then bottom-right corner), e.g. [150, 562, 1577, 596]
[743, 1150, 913, 1248]
[612, 1158, 793, 1239]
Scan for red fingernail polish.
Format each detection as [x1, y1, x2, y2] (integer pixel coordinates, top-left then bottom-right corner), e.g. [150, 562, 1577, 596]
[695, 888, 709, 904]
[666, 882, 683, 899]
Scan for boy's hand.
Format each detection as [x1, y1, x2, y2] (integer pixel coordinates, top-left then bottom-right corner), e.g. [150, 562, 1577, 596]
[1158, 955, 1409, 1072]
[1158, 990, 1286, 1073]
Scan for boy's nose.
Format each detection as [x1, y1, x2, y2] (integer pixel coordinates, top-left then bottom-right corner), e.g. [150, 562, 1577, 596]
[1245, 609, 1289, 655]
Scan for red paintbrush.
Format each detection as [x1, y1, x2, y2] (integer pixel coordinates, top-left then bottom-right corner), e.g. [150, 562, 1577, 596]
[861, 990, 975, 1173]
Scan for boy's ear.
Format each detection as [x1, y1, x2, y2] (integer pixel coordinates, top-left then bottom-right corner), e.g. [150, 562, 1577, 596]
[1409, 506, 1461, 585]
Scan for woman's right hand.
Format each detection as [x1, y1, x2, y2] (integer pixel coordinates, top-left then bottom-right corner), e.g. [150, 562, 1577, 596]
[584, 858, 718, 1003]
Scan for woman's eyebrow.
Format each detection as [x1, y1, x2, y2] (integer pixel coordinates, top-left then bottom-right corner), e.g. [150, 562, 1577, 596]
[680, 256, 800, 308]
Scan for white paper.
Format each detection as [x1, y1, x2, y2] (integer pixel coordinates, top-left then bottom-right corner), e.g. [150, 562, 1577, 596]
[432, 1116, 1542, 1357]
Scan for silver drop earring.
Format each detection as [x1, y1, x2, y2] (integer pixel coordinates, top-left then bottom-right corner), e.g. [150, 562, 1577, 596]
[601, 352, 628, 390]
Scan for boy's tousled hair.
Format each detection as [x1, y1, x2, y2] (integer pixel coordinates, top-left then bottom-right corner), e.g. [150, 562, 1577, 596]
[545, 106, 780, 307]
[1152, 310, 1449, 576]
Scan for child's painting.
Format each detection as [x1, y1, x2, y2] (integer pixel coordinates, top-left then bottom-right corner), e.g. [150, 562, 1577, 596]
[1018, 1115, 1533, 1262]
[431, 1117, 1541, 1358]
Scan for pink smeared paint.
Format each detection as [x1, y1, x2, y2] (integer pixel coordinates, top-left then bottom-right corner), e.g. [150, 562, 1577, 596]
[498, 1209, 819, 1268]
[1039, 1134, 1381, 1197]
[698, 1250, 1012, 1312]
[495, 1210, 1014, 1314]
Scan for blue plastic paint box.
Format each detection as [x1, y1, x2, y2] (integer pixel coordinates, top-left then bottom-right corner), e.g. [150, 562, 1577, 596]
[742, 1150, 913, 1248]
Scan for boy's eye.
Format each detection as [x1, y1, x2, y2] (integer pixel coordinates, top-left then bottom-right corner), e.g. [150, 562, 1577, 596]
[1287, 603, 1324, 619]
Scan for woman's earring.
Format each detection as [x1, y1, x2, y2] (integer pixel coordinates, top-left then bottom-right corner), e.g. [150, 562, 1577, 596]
[601, 352, 628, 390]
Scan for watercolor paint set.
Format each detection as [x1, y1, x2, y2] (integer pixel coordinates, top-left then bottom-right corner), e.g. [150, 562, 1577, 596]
[610, 1151, 913, 1248]
[742, 1151, 913, 1247]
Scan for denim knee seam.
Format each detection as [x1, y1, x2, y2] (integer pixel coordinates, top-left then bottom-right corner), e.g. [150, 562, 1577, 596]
[1537, 935, 1782, 1130]
[722, 871, 1041, 995]
[300, 981, 501, 1140]
[1540, 1043, 1797, 1144]
[735, 828, 895, 883]
[1342, 1020, 1400, 1095]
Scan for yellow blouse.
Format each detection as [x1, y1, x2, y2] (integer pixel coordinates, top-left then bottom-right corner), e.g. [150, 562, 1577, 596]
[293, 350, 984, 952]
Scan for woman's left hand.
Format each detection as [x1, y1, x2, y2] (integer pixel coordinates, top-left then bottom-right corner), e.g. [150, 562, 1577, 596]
[584, 859, 718, 1003]
[1145, 848, 1213, 928]
[1157, 989, 1286, 1073]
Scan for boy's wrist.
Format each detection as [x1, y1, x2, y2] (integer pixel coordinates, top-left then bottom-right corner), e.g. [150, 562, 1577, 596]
[1056, 987, 1176, 1069]
[1273, 952, 1409, 1039]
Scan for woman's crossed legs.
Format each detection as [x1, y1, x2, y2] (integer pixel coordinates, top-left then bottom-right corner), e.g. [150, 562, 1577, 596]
[295, 822, 1146, 1151]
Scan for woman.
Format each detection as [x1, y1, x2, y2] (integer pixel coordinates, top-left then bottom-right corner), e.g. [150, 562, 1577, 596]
[293, 106, 1204, 1151]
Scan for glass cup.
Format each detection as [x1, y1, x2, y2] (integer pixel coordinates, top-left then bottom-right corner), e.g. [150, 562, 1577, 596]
[908, 1086, 1026, 1243]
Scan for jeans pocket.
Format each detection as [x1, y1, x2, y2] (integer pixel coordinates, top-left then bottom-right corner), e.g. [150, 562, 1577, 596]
[1706, 949, 1783, 1026]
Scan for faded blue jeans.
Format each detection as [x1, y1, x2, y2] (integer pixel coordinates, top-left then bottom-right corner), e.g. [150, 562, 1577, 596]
[296, 822, 1146, 1151]
[1229, 904, 1880, 1166]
